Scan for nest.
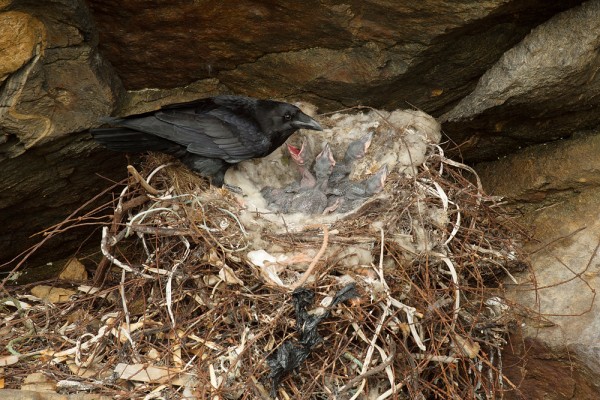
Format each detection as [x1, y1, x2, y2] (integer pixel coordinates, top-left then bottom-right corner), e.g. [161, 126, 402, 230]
[1, 107, 526, 399]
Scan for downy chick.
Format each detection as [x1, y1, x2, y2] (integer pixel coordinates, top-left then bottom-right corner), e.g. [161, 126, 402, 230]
[337, 165, 388, 213]
[328, 132, 373, 187]
[261, 141, 315, 211]
[287, 143, 336, 214]
[285, 140, 316, 193]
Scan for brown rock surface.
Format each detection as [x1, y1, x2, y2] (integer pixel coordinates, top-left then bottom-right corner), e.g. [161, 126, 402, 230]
[0, 11, 45, 83]
[87, 0, 583, 112]
[1, 1, 121, 155]
[503, 331, 600, 400]
[0, 1, 123, 265]
[0, 133, 128, 266]
[477, 132, 600, 398]
[476, 133, 600, 204]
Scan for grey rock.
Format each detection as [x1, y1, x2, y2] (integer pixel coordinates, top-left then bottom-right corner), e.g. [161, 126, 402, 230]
[442, 1, 600, 161]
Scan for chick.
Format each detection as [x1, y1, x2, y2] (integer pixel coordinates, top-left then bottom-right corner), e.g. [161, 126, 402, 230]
[285, 140, 316, 193]
[326, 132, 373, 211]
[329, 132, 373, 187]
[287, 143, 336, 214]
[336, 165, 388, 213]
[261, 141, 314, 211]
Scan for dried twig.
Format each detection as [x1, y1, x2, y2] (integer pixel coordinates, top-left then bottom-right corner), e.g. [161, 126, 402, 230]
[127, 165, 161, 195]
[337, 342, 397, 395]
[290, 225, 329, 290]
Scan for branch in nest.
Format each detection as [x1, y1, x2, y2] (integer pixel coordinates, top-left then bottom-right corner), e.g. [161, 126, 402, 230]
[127, 165, 161, 195]
[290, 225, 329, 290]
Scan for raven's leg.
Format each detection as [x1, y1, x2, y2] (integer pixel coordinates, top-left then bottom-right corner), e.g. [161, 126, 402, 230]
[180, 155, 227, 185]
[181, 155, 245, 193]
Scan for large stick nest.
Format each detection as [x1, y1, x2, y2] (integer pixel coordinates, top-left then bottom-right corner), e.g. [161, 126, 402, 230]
[1, 107, 527, 399]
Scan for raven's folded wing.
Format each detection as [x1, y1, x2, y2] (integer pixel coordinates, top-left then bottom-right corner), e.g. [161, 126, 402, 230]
[155, 110, 270, 163]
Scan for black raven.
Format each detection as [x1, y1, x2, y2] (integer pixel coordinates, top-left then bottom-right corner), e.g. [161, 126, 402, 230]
[90, 95, 322, 187]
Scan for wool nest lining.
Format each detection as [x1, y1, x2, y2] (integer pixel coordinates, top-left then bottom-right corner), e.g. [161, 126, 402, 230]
[2, 106, 526, 400]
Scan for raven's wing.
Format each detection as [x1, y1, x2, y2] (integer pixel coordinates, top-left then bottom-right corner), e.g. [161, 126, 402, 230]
[159, 109, 272, 162]
[116, 109, 269, 163]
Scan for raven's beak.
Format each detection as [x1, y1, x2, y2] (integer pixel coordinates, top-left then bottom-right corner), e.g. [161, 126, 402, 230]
[292, 112, 323, 131]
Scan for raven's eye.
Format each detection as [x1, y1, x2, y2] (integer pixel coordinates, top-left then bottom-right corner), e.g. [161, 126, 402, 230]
[283, 112, 292, 121]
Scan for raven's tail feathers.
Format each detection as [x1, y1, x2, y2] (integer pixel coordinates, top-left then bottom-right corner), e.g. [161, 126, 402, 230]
[90, 128, 186, 156]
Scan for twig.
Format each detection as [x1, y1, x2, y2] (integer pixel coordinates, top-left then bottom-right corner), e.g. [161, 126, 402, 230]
[347, 300, 390, 400]
[128, 224, 194, 236]
[444, 203, 461, 246]
[388, 298, 426, 351]
[127, 207, 182, 235]
[410, 354, 458, 363]
[1, 180, 124, 289]
[118, 269, 140, 363]
[100, 227, 153, 278]
[145, 162, 174, 183]
[432, 252, 460, 329]
[94, 193, 150, 285]
[127, 165, 161, 195]
[337, 342, 396, 394]
[217, 207, 248, 236]
[273, 234, 375, 244]
[375, 381, 406, 400]
[166, 237, 190, 327]
[345, 232, 393, 400]
[290, 225, 329, 290]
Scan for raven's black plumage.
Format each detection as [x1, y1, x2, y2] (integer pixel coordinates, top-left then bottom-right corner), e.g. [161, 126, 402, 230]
[90, 95, 322, 187]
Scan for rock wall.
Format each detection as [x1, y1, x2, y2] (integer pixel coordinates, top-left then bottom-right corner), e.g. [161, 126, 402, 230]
[1, 1, 120, 155]
[86, 0, 583, 116]
[468, 4, 600, 397]
[476, 133, 600, 398]
[1, 0, 123, 265]
[443, 0, 600, 161]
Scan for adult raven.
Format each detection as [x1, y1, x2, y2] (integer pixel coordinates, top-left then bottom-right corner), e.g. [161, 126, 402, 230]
[90, 95, 322, 188]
